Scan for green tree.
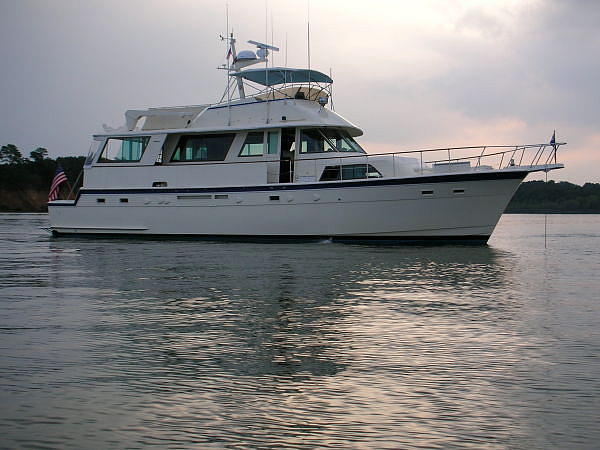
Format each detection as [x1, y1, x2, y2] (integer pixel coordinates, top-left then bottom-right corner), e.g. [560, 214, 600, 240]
[30, 147, 48, 163]
[0, 144, 24, 164]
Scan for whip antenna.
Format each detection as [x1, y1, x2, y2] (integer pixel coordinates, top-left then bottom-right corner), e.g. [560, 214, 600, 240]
[307, 0, 311, 90]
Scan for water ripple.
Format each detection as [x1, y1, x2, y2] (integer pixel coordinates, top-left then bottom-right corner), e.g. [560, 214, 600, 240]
[1, 213, 599, 448]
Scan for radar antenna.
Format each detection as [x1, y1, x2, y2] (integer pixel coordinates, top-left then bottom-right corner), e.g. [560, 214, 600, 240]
[225, 38, 279, 99]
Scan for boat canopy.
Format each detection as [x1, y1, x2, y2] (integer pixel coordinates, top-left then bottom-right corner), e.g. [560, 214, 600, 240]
[231, 67, 333, 86]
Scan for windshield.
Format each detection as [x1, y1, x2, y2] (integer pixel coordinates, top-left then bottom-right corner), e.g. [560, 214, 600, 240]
[300, 128, 365, 154]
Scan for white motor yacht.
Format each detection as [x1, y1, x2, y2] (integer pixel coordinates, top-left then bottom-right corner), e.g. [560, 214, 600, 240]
[48, 34, 564, 243]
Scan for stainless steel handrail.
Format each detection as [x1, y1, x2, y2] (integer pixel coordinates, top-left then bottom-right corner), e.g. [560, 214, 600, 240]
[73, 142, 566, 198]
[158, 142, 565, 167]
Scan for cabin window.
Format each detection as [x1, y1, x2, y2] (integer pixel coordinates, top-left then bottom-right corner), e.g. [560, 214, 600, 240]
[171, 134, 234, 162]
[84, 141, 99, 167]
[267, 131, 279, 154]
[320, 164, 382, 181]
[300, 128, 365, 154]
[300, 129, 336, 153]
[239, 132, 264, 157]
[99, 136, 150, 162]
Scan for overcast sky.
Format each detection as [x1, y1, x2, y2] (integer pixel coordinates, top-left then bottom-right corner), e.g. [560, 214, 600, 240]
[1, 0, 598, 183]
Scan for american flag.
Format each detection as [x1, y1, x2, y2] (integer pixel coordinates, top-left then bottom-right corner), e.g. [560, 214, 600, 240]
[48, 164, 68, 202]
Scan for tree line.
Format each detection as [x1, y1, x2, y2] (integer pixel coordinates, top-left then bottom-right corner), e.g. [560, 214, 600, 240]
[0, 144, 85, 192]
[1, 143, 599, 212]
[506, 179, 600, 213]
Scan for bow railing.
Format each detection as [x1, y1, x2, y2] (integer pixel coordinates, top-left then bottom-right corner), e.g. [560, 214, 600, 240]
[419, 142, 564, 170]
[291, 142, 565, 181]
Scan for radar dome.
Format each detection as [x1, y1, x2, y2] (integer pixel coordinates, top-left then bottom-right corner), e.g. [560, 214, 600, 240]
[236, 50, 257, 60]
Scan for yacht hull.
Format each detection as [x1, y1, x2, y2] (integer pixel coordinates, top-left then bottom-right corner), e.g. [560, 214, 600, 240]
[48, 170, 527, 243]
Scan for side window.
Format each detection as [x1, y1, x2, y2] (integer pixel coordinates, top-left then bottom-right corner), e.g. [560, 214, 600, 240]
[319, 164, 382, 181]
[300, 129, 336, 153]
[267, 131, 279, 155]
[239, 132, 264, 157]
[84, 141, 100, 167]
[320, 166, 340, 181]
[171, 134, 234, 162]
[99, 137, 150, 162]
[298, 128, 366, 154]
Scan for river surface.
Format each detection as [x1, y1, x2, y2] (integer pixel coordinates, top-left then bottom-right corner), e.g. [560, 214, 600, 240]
[1, 213, 599, 449]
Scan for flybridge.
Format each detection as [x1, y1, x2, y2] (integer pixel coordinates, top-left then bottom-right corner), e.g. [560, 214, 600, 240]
[220, 33, 333, 106]
[112, 33, 336, 133]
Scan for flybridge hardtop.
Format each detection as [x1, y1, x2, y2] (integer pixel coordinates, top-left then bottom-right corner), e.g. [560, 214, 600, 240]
[47, 33, 565, 242]
[232, 67, 333, 86]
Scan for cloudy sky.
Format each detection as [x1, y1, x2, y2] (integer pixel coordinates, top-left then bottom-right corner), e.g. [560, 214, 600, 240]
[1, 0, 598, 183]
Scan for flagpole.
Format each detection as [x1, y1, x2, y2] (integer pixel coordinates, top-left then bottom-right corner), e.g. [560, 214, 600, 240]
[67, 170, 82, 200]
[553, 130, 557, 164]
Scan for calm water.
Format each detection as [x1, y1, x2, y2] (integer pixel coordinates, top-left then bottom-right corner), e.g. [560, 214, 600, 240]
[1, 213, 599, 449]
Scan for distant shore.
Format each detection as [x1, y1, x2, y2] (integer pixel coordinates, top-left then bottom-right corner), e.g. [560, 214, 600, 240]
[504, 180, 600, 214]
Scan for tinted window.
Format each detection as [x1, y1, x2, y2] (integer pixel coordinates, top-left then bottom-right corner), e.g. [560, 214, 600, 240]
[300, 129, 336, 153]
[267, 131, 279, 154]
[300, 128, 365, 154]
[99, 137, 150, 162]
[320, 164, 382, 181]
[171, 134, 234, 162]
[239, 132, 264, 157]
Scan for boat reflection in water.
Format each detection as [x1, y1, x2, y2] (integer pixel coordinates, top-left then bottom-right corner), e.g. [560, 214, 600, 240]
[42, 236, 529, 447]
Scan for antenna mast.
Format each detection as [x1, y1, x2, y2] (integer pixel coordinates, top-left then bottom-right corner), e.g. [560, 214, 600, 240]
[307, 0, 311, 91]
[226, 3, 231, 118]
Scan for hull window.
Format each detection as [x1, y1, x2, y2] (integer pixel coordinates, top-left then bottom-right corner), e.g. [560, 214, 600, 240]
[171, 134, 234, 162]
[99, 136, 150, 163]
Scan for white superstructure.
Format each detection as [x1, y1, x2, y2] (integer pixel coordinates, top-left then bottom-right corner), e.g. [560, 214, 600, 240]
[48, 35, 564, 243]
